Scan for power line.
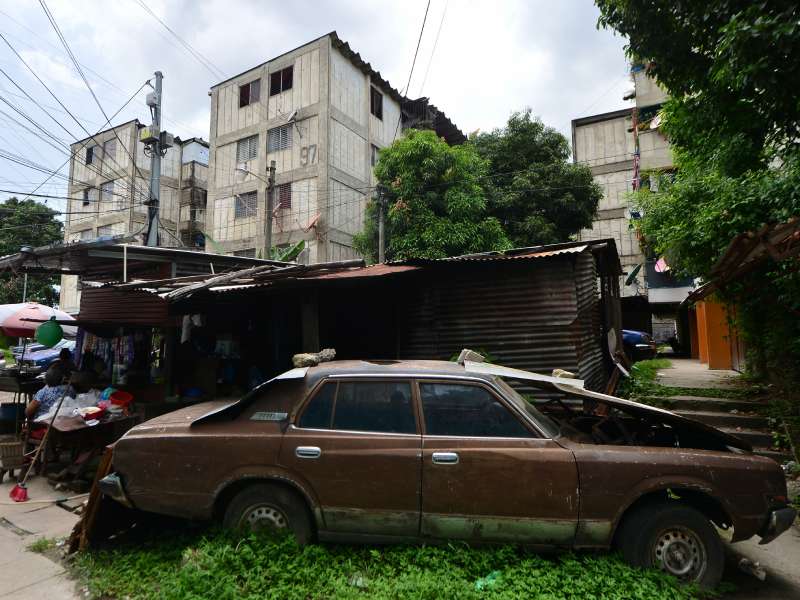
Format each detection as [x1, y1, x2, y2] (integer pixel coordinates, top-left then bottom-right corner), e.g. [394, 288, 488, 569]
[6, 80, 150, 204]
[133, 0, 226, 81]
[38, 0, 154, 205]
[392, 0, 432, 142]
[418, 0, 448, 96]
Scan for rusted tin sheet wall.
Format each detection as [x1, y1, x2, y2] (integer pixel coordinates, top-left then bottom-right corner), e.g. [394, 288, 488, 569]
[79, 287, 171, 326]
[398, 253, 608, 391]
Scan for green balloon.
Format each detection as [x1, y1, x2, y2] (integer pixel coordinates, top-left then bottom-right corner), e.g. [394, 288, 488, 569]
[35, 318, 63, 348]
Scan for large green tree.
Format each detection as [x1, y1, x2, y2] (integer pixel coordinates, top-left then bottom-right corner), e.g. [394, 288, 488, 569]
[471, 110, 602, 247]
[595, 1, 800, 383]
[353, 129, 510, 261]
[0, 197, 63, 306]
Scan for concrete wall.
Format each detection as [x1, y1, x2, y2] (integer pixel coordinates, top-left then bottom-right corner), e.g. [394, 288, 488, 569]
[573, 110, 644, 296]
[206, 34, 405, 263]
[60, 123, 207, 313]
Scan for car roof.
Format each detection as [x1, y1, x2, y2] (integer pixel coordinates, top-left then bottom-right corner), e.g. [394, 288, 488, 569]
[305, 359, 491, 386]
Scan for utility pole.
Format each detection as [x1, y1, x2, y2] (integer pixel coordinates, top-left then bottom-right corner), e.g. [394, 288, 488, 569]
[376, 185, 386, 263]
[265, 160, 276, 258]
[144, 71, 163, 247]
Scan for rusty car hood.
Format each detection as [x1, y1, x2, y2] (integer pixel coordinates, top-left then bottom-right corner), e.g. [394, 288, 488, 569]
[554, 382, 753, 452]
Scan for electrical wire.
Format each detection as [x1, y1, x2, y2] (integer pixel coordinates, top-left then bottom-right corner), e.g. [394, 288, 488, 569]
[392, 0, 432, 142]
[38, 0, 155, 206]
[417, 0, 448, 96]
[133, 0, 226, 81]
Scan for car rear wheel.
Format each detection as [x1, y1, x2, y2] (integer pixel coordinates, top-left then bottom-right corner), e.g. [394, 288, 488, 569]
[616, 501, 724, 588]
[222, 483, 313, 544]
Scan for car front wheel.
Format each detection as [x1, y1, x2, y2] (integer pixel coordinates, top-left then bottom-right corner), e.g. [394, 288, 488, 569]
[617, 501, 724, 588]
[222, 483, 313, 544]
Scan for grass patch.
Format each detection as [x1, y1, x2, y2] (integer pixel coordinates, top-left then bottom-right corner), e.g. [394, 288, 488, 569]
[28, 537, 56, 553]
[72, 530, 710, 600]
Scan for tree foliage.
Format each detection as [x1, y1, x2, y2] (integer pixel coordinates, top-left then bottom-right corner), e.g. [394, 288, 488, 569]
[0, 197, 63, 306]
[471, 110, 601, 247]
[596, 1, 800, 384]
[353, 129, 510, 261]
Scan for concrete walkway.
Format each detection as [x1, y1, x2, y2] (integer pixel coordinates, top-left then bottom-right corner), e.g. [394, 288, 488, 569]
[657, 358, 800, 599]
[656, 357, 740, 389]
[0, 477, 79, 599]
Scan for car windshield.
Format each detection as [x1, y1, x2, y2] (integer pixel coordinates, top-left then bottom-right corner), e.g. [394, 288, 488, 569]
[493, 377, 560, 438]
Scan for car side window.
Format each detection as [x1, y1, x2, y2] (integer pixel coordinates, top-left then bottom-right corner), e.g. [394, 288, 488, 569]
[298, 382, 336, 429]
[333, 381, 416, 434]
[420, 383, 533, 438]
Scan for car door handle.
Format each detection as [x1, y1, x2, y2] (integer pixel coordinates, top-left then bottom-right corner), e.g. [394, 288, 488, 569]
[431, 451, 459, 465]
[295, 446, 321, 459]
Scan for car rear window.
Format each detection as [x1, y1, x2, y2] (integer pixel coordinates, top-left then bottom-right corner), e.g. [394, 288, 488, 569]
[419, 383, 533, 438]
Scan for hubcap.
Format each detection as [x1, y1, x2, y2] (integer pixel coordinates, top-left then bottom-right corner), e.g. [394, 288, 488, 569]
[652, 526, 707, 581]
[241, 503, 288, 532]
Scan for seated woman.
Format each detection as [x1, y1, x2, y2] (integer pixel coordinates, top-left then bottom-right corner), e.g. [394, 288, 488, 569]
[26, 365, 74, 426]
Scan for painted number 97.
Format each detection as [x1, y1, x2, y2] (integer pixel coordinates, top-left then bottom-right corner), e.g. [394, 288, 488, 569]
[300, 144, 317, 166]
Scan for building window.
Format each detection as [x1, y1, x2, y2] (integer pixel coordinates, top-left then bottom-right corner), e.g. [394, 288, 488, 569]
[277, 183, 291, 209]
[101, 180, 115, 204]
[85, 145, 95, 164]
[78, 229, 93, 241]
[103, 139, 116, 162]
[370, 87, 383, 120]
[239, 78, 261, 108]
[269, 66, 293, 96]
[267, 124, 292, 152]
[82, 189, 91, 206]
[371, 144, 380, 167]
[233, 248, 257, 258]
[235, 191, 257, 219]
[236, 135, 259, 162]
[97, 225, 116, 237]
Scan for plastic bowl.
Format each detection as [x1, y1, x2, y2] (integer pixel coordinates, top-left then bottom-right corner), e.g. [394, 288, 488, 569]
[109, 390, 133, 407]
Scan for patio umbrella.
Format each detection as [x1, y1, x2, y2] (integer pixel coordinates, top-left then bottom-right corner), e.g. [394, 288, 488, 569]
[0, 303, 76, 338]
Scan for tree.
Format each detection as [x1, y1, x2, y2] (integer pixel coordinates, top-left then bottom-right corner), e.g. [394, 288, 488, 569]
[595, 1, 800, 383]
[0, 197, 63, 306]
[353, 129, 510, 261]
[470, 110, 602, 247]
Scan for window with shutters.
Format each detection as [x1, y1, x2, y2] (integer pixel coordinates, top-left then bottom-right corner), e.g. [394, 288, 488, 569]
[236, 135, 258, 162]
[269, 66, 293, 96]
[277, 183, 291, 209]
[267, 125, 292, 152]
[239, 79, 261, 108]
[370, 87, 383, 120]
[82, 188, 91, 206]
[371, 144, 380, 167]
[85, 146, 95, 164]
[235, 191, 257, 219]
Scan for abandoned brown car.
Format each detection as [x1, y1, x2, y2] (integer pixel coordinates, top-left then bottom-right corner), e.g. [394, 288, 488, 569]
[101, 360, 795, 587]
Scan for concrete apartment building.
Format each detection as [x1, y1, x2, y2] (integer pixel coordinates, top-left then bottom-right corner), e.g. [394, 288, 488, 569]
[572, 65, 693, 338]
[207, 31, 463, 262]
[60, 120, 209, 313]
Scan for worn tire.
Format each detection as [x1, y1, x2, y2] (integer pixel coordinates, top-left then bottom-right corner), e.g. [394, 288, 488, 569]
[616, 501, 724, 589]
[222, 483, 313, 544]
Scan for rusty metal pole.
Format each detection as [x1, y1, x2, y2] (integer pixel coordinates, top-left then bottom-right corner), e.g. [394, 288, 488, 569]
[377, 186, 385, 263]
[265, 160, 276, 259]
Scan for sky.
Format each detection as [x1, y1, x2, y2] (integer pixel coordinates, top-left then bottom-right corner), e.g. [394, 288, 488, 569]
[0, 0, 632, 218]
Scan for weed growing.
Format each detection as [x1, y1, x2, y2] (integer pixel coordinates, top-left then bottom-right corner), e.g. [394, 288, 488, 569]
[72, 530, 708, 600]
[28, 537, 56, 553]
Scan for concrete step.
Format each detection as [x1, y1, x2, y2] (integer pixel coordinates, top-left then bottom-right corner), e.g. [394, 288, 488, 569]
[752, 447, 794, 463]
[641, 395, 765, 413]
[721, 427, 774, 448]
[674, 410, 769, 429]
